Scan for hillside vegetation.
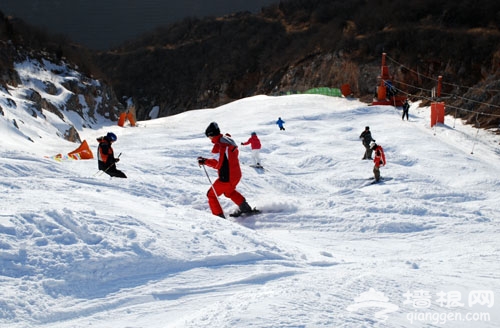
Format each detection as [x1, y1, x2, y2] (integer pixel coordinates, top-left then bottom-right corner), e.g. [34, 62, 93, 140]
[2, 0, 500, 129]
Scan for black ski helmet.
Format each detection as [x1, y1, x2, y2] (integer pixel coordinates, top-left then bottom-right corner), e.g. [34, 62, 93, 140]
[205, 122, 220, 137]
[107, 132, 117, 142]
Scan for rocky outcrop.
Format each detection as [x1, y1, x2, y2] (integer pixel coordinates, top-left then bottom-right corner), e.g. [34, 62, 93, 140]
[1, 42, 123, 142]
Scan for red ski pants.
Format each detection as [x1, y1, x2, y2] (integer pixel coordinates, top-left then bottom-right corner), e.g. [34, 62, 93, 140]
[207, 179, 245, 216]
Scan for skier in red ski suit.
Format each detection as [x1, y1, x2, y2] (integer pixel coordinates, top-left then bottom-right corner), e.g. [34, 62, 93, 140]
[370, 142, 386, 182]
[241, 132, 262, 167]
[198, 122, 253, 218]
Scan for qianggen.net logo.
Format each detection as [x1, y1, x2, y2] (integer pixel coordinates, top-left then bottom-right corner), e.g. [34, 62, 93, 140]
[346, 288, 494, 325]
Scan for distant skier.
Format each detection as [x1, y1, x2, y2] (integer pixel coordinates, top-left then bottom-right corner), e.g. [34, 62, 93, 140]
[402, 99, 410, 121]
[370, 142, 386, 182]
[359, 126, 375, 160]
[385, 80, 396, 98]
[276, 117, 285, 131]
[197, 122, 255, 218]
[97, 132, 127, 178]
[241, 132, 262, 167]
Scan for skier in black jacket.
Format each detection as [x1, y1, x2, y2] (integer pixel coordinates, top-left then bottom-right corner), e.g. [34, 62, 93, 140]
[402, 99, 410, 121]
[359, 126, 375, 160]
[97, 132, 127, 178]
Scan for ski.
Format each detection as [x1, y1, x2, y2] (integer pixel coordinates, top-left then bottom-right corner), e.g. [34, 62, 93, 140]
[354, 176, 394, 187]
[365, 177, 393, 185]
[229, 208, 261, 218]
[249, 164, 264, 169]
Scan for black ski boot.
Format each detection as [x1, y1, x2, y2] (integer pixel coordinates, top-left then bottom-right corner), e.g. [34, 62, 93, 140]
[230, 201, 252, 217]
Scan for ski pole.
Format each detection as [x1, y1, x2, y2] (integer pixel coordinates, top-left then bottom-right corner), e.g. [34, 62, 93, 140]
[95, 153, 121, 176]
[200, 163, 226, 219]
[102, 153, 122, 174]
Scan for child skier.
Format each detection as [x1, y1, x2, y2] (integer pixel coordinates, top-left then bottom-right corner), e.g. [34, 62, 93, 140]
[241, 132, 262, 168]
[370, 142, 386, 182]
[97, 132, 127, 178]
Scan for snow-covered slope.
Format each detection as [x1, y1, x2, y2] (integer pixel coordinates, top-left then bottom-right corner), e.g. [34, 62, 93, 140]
[1, 94, 499, 327]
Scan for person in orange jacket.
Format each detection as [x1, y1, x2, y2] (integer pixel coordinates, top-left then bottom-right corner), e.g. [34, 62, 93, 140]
[370, 142, 386, 182]
[198, 122, 254, 218]
[241, 132, 262, 167]
[97, 132, 127, 178]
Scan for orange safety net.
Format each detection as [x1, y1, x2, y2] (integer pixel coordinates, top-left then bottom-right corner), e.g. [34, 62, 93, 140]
[51, 140, 94, 161]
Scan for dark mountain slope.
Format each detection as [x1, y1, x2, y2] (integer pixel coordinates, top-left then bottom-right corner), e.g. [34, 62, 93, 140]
[94, 0, 500, 129]
[2, 1, 500, 129]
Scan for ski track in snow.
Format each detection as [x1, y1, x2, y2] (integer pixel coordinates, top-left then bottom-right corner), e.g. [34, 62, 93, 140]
[1, 93, 499, 327]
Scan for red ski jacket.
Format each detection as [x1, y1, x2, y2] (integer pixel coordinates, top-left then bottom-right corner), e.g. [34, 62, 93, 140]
[242, 135, 261, 150]
[373, 145, 386, 167]
[204, 134, 242, 184]
[97, 137, 116, 170]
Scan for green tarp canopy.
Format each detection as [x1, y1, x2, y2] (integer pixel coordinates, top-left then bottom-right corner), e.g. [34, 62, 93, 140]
[304, 87, 342, 97]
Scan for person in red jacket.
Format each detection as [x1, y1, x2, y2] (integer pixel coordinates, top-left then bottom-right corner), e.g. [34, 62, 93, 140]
[370, 142, 386, 182]
[241, 132, 262, 167]
[198, 122, 253, 218]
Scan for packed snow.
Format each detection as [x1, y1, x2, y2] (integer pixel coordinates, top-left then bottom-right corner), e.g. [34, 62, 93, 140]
[1, 86, 500, 327]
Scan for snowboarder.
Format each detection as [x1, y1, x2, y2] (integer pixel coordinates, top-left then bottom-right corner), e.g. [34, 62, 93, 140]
[97, 132, 127, 178]
[197, 122, 254, 218]
[276, 117, 285, 131]
[359, 126, 375, 160]
[402, 99, 410, 121]
[241, 132, 262, 167]
[370, 142, 386, 182]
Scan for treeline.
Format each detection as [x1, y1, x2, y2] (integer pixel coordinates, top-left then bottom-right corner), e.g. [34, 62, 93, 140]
[97, 0, 500, 124]
[2, 0, 500, 127]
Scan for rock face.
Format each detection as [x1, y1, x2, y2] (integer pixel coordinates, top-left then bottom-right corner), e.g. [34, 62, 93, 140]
[0, 42, 123, 143]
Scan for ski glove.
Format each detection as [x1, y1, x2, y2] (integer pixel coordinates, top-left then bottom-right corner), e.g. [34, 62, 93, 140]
[114, 158, 120, 163]
[197, 157, 206, 165]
